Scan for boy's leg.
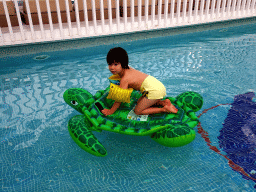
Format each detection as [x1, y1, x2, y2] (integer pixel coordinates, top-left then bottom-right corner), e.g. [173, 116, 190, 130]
[134, 97, 177, 115]
[156, 99, 172, 106]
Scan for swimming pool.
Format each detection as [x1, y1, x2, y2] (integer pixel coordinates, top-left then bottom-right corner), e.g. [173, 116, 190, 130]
[1, 18, 256, 191]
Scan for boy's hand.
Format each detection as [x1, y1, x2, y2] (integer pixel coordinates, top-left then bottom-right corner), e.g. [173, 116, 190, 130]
[102, 109, 114, 116]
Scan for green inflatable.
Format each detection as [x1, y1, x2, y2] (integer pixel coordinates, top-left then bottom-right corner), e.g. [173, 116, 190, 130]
[63, 87, 203, 157]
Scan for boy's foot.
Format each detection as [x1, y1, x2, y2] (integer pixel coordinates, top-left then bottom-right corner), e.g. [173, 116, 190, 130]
[164, 99, 172, 106]
[163, 103, 178, 113]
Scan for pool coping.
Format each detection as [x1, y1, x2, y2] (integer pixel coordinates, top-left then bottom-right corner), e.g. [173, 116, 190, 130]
[0, 16, 256, 58]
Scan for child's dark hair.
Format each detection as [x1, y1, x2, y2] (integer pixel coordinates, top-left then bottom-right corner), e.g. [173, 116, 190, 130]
[106, 47, 129, 69]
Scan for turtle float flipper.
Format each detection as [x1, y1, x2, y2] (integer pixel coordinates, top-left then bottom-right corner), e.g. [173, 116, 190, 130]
[68, 115, 107, 157]
[151, 124, 196, 147]
[151, 92, 203, 147]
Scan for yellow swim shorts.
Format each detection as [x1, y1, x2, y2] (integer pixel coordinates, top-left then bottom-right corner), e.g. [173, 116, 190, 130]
[140, 75, 166, 99]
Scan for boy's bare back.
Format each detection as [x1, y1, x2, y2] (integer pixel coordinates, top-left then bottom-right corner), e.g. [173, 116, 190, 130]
[120, 68, 148, 90]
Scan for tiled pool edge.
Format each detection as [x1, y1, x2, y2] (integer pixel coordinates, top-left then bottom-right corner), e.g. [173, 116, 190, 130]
[0, 16, 256, 58]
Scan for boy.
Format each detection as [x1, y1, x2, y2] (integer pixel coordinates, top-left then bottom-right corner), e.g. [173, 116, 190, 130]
[102, 47, 178, 116]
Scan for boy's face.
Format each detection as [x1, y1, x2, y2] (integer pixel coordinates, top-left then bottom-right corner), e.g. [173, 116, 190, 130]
[108, 62, 123, 75]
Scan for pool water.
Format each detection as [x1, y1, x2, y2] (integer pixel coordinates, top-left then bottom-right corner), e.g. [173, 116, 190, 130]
[1, 20, 256, 191]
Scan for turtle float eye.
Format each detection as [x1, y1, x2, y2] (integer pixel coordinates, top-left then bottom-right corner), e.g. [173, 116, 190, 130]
[71, 100, 78, 106]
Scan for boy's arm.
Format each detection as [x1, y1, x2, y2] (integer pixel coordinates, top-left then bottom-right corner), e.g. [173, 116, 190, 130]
[102, 78, 129, 116]
[109, 101, 121, 113]
[109, 79, 129, 112]
[102, 101, 121, 116]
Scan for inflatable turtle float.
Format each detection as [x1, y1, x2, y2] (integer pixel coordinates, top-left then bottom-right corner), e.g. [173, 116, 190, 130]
[63, 84, 203, 157]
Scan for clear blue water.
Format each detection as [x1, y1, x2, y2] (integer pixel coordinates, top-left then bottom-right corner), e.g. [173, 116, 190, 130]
[1, 20, 256, 191]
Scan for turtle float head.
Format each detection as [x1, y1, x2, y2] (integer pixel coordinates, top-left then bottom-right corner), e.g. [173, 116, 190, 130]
[63, 88, 93, 114]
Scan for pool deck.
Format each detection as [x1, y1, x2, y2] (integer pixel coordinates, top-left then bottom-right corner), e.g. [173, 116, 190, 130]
[0, 16, 256, 58]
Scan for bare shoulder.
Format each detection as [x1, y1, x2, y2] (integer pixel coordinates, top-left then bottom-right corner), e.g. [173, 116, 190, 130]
[130, 68, 148, 78]
[121, 68, 148, 81]
[125, 68, 142, 80]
